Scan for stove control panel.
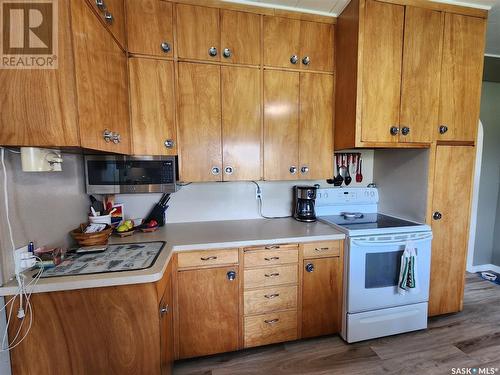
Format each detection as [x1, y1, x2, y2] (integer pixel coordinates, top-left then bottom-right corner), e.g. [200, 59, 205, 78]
[316, 188, 378, 206]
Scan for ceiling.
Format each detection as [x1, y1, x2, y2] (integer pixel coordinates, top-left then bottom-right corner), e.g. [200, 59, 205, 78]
[224, 0, 500, 56]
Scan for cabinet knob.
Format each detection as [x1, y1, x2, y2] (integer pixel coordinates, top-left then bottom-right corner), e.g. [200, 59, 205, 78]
[390, 126, 399, 136]
[264, 272, 280, 278]
[160, 305, 169, 316]
[208, 46, 218, 57]
[211, 166, 220, 175]
[103, 129, 113, 143]
[401, 126, 410, 136]
[290, 55, 299, 64]
[439, 125, 448, 134]
[226, 270, 237, 281]
[264, 293, 280, 299]
[200, 256, 217, 261]
[95, 0, 106, 10]
[164, 139, 175, 149]
[433, 211, 442, 220]
[104, 11, 113, 24]
[302, 56, 311, 65]
[161, 42, 171, 53]
[223, 48, 232, 58]
[301, 166, 309, 174]
[289, 166, 297, 174]
[264, 318, 279, 324]
[305, 263, 314, 273]
[224, 166, 234, 175]
[112, 133, 121, 144]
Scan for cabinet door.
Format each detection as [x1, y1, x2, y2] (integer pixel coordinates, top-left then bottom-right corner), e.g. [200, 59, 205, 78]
[0, 2, 79, 147]
[299, 21, 334, 72]
[129, 58, 176, 155]
[299, 73, 334, 180]
[399, 7, 443, 144]
[126, 0, 174, 57]
[86, 0, 126, 49]
[222, 66, 261, 181]
[302, 257, 342, 338]
[177, 267, 239, 359]
[176, 4, 220, 61]
[438, 14, 486, 142]
[160, 272, 173, 375]
[429, 146, 475, 316]
[361, 0, 404, 143]
[72, 0, 130, 153]
[264, 70, 299, 180]
[178, 63, 222, 182]
[263, 16, 301, 69]
[221, 10, 261, 65]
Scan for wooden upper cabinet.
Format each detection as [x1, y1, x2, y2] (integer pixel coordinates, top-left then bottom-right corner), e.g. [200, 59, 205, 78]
[264, 16, 334, 72]
[129, 58, 176, 155]
[399, 6, 444, 144]
[299, 73, 334, 180]
[221, 67, 262, 181]
[0, 2, 79, 147]
[264, 70, 300, 180]
[86, 0, 126, 49]
[361, 0, 404, 144]
[438, 13, 486, 142]
[299, 21, 334, 72]
[126, 0, 174, 57]
[177, 266, 239, 359]
[221, 10, 261, 65]
[176, 4, 220, 61]
[302, 256, 342, 338]
[72, 0, 130, 153]
[177, 63, 222, 182]
[429, 146, 475, 316]
[263, 16, 301, 69]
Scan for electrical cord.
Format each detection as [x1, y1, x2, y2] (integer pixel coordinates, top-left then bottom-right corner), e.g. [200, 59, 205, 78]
[251, 181, 292, 220]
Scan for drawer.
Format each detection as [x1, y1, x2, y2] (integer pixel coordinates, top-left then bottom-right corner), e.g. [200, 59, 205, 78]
[244, 286, 297, 315]
[177, 249, 238, 268]
[244, 310, 297, 348]
[244, 265, 297, 289]
[302, 241, 341, 259]
[244, 248, 298, 268]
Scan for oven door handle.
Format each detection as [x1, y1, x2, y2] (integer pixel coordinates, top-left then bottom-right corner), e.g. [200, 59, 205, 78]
[351, 233, 433, 247]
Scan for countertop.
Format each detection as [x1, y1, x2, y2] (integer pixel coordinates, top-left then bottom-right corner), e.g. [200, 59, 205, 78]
[0, 218, 344, 296]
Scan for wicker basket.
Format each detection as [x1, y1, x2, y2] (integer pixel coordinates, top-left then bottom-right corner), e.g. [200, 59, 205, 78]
[71, 224, 112, 247]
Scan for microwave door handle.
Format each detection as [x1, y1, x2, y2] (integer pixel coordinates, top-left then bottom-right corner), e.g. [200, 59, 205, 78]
[351, 234, 433, 247]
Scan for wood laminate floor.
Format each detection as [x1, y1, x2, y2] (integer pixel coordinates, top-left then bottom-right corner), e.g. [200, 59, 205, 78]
[174, 273, 500, 375]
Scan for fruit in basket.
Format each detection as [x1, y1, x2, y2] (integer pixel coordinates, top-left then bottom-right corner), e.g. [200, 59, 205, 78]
[117, 224, 129, 233]
[147, 219, 158, 228]
[124, 220, 134, 229]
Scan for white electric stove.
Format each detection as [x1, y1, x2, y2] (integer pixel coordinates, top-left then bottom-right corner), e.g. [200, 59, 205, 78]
[316, 187, 433, 343]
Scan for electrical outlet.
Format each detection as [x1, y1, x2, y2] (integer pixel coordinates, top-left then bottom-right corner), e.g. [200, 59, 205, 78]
[14, 245, 35, 275]
[255, 186, 262, 200]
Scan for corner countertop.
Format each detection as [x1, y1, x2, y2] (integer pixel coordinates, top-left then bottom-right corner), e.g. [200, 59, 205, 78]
[0, 218, 345, 296]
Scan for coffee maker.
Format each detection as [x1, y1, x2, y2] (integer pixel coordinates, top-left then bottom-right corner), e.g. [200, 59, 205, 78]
[293, 186, 317, 222]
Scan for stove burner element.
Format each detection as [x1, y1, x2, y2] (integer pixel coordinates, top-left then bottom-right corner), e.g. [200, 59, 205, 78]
[341, 212, 364, 220]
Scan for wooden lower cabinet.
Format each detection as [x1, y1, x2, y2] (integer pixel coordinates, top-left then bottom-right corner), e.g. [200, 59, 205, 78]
[301, 257, 343, 338]
[244, 310, 298, 348]
[429, 146, 475, 316]
[8, 276, 173, 375]
[177, 266, 240, 359]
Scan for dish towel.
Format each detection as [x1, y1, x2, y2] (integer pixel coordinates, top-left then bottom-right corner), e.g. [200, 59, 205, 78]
[398, 242, 419, 295]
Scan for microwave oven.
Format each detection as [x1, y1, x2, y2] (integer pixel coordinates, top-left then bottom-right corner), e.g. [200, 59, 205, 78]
[84, 155, 177, 194]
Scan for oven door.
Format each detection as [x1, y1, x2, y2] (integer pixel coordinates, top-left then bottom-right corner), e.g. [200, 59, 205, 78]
[346, 231, 432, 313]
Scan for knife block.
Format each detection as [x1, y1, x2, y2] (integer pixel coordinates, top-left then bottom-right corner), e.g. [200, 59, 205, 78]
[144, 204, 167, 227]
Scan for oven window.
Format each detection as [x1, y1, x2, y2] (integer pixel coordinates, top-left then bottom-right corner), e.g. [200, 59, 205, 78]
[365, 250, 403, 288]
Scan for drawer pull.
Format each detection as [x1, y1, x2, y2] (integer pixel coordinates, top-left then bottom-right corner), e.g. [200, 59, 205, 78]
[200, 256, 218, 261]
[264, 318, 279, 324]
[315, 247, 330, 252]
[264, 245, 280, 250]
[264, 293, 280, 299]
[264, 256, 280, 261]
[264, 272, 280, 278]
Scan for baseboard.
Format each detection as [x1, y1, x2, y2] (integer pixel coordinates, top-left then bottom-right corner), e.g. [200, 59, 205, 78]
[467, 264, 500, 274]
